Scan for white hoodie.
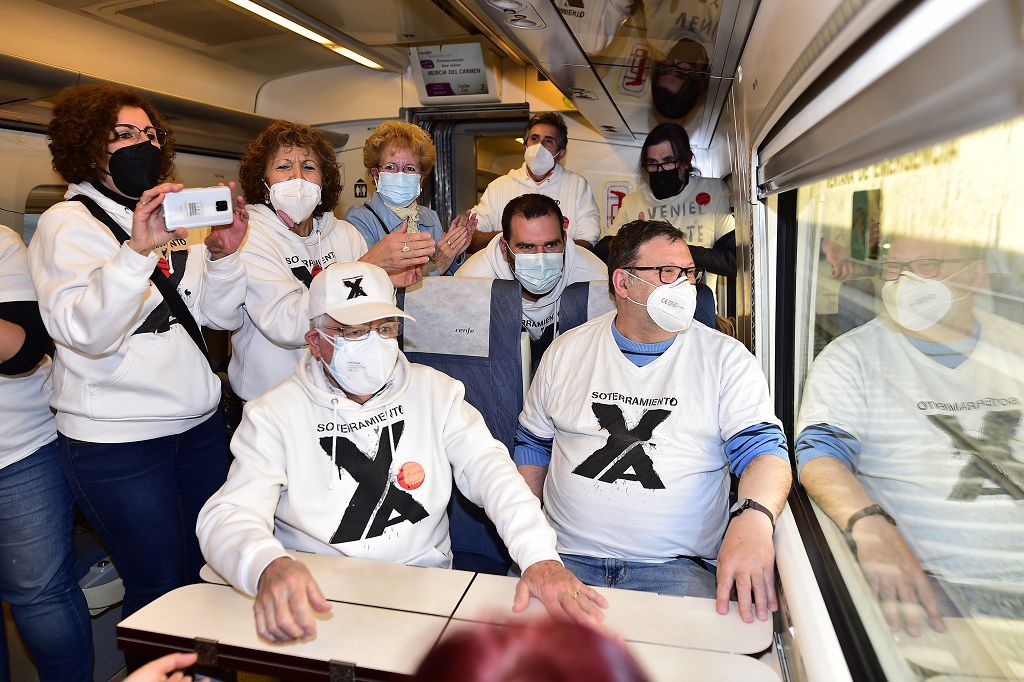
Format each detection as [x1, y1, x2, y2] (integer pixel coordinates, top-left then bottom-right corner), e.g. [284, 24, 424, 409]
[455, 234, 607, 340]
[228, 204, 368, 401]
[472, 163, 601, 245]
[27, 182, 245, 443]
[0, 225, 56, 469]
[198, 350, 559, 595]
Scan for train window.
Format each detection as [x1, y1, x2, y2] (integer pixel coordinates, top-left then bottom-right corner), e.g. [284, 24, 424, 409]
[792, 116, 1024, 679]
[23, 184, 68, 245]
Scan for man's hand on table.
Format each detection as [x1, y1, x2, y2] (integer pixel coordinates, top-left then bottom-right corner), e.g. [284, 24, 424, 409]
[255, 557, 332, 642]
[514, 559, 608, 628]
[716, 510, 777, 623]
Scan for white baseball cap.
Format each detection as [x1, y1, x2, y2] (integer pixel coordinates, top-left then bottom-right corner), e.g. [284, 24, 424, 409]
[308, 261, 414, 325]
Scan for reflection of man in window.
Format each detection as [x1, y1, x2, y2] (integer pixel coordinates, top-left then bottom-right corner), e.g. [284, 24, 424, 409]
[651, 39, 710, 120]
[796, 236, 1024, 635]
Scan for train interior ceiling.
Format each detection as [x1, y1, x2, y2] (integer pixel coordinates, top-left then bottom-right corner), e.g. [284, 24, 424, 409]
[2, 0, 1024, 681]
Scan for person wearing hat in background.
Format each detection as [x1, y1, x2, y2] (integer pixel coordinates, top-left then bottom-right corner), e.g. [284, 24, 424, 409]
[197, 261, 607, 643]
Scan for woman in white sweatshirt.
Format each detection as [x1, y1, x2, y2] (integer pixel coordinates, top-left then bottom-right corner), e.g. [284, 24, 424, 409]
[228, 121, 435, 403]
[27, 85, 248, 624]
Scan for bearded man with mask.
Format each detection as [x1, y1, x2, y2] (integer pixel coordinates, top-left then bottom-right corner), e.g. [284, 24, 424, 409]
[597, 123, 735, 295]
[797, 236, 1024, 636]
[28, 84, 248, 630]
[468, 112, 600, 252]
[514, 220, 791, 624]
[198, 261, 608, 643]
[456, 194, 606, 358]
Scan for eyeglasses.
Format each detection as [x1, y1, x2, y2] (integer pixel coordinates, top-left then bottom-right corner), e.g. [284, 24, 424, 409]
[111, 124, 168, 146]
[626, 265, 705, 285]
[323, 321, 403, 341]
[643, 158, 679, 173]
[380, 162, 420, 174]
[879, 258, 975, 281]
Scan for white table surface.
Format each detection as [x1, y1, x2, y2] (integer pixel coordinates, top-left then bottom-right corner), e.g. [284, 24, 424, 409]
[200, 551, 475, 617]
[451, 572, 774, 655]
[118, 583, 446, 676]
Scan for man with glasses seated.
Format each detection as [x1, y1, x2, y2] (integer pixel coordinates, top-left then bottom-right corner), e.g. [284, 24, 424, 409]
[797, 235, 1024, 636]
[514, 219, 791, 624]
[456, 193, 606, 358]
[198, 261, 607, 643]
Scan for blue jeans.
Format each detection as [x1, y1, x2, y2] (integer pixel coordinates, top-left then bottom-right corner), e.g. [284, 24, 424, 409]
[58, 412, 230, 619]
[0, 439, 92, 682]
[560, 553, 718, 598]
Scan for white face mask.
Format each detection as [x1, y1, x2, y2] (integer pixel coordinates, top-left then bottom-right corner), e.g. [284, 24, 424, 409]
[318, 330, 399, 396]
[524, 143, 557, 177]
[512, 250, 564, 295]
[625, 271, 697, 332]
[375, 171, 421, 207]
[881, 271, 966, 331]
[265, 177, 322, 224]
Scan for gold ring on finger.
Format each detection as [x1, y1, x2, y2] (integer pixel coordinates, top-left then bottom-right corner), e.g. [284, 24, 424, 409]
[571, 591, 580, 599]
[402, 243, 411, 253]
[447, 240, 452, 247]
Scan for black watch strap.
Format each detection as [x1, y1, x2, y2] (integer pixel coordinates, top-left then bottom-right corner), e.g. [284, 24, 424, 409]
[730, 498, 775, 528]
[844, 504, 897, 535]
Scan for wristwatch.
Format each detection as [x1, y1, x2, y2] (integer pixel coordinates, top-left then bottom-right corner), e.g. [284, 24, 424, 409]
[844, 504, 897, 536]
[729, 498, 775, 529]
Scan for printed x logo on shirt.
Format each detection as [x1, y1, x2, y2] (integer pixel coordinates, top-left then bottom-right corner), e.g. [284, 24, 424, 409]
[573, 403, 668, 488]
[320, 420, 428, 543]
[929, 409, 1023, 501]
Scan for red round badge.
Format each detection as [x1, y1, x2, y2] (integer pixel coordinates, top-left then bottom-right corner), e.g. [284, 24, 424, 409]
[695, 192, 711, 206]
[397, 462, 425, 490]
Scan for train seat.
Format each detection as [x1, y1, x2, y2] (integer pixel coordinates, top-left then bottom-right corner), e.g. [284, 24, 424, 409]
[398, 277, 527, 574]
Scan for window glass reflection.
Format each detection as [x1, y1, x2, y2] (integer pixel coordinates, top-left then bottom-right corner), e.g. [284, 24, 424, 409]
[793, 117, 1024, 679]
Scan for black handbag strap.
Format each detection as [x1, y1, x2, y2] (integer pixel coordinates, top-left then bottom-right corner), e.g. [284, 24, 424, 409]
[69, 195, 211, 367]
[362, 202, 393, 235]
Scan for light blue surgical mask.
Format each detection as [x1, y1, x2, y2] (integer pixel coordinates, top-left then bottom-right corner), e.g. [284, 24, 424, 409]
[375, 171, 421, 207]
[512, 250, 564, 295]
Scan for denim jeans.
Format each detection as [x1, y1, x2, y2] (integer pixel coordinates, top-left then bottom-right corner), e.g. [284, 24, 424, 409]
[560, 553, 718, 598]
[0, 439, 92, 682]
[58, 412, 230, 619]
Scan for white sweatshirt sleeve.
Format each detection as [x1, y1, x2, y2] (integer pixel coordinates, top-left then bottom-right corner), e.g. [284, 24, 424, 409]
[187, 248, 246, 331]
[470, 177, 505, 233]
[570, 177, 601, 245]
[196, 401, 290, 596]
[28, 205, 157, 357]
[440, 376, 560, 569]
[239, 235, 313, 349]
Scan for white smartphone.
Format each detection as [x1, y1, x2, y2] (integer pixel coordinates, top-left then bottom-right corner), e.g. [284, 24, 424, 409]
[163, 186, 233, 231]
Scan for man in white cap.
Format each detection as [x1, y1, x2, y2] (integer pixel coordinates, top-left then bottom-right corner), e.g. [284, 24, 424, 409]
[197, 261, 606, 643]
[456, 193, 606, 356]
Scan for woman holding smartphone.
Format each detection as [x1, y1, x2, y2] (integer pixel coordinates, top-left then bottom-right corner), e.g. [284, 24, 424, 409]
[27, 84, 247, 624]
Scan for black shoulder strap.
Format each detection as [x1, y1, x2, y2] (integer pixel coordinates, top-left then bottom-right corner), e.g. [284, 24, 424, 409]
[362, 202, 393, 235]
[69, 195, 211, 367]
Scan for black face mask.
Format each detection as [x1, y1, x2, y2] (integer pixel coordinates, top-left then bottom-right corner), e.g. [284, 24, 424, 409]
[106, 140, 161, 198]
[648, 168, 685, 200]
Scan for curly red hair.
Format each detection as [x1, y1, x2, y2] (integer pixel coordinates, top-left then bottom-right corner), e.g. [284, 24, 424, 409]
[239, 121, 341, 220]
[362, 120, 436, 176]
[414, 620, 650, 682]
[47, 85, 176, 185]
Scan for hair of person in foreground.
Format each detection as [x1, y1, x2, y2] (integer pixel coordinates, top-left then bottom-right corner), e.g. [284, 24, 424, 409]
[413, 619, 651, 682]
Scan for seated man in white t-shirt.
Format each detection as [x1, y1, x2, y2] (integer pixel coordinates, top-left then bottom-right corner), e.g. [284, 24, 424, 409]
[198, 261, 606, 643]
[468, 112, 600, 251]
[797, 236, 1024, 636]
[515, 219, 791, 623]
[456, 193, 607, 357]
